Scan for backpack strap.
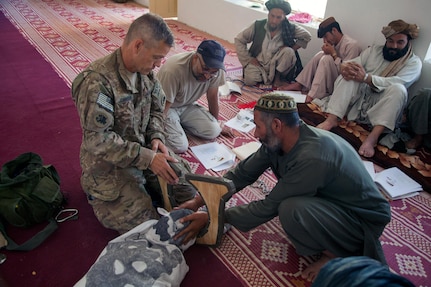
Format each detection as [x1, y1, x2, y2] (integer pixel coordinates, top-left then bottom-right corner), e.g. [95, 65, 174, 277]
[0, 218, 58, 251]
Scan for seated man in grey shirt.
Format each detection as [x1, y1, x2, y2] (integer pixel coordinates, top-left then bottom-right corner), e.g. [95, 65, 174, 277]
[157, 40, 228, 153]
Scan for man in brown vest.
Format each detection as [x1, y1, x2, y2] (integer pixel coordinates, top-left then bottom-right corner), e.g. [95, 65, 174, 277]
[234, 0, 311, 87]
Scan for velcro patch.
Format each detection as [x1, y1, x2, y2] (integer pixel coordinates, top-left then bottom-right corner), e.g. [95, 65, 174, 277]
[97, 92, 114, 113]
[153, 81, 161, 95]
[93, 109, 112, 129]
[118, 94, 132, 104]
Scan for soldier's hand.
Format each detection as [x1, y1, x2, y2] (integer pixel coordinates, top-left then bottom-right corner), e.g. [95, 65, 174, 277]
[150, 153, 179, 185]
[151, 139, 170, 155]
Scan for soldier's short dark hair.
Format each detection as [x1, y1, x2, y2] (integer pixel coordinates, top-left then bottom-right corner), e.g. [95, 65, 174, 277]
[125, 13, 174, 48]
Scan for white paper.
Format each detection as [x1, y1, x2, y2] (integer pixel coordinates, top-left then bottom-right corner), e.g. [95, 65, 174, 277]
[276, 90, 307, 103]
[219, 81, 242, 96]
[232, 141, 262, 160]
[362, 162, 421, 200]
[190, 142, 236, 171]
[224, 109, 255, 133]
[211, 154, 236, 171]
[374, 167, 422, 199]
[362, 160, 376, 180]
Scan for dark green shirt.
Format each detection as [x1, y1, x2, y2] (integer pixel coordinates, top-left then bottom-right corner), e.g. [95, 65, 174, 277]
[224, 122, 390, 237]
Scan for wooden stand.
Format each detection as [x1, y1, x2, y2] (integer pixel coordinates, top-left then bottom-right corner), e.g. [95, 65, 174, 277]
[185, 174, 235, 247]
[157, 176, 173, 211]
[158, 173, 235, 247]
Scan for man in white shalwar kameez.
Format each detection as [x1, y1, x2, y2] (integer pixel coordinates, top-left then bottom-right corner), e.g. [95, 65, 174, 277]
[317, 19, 422, 158]
[280, 17, 362, 103]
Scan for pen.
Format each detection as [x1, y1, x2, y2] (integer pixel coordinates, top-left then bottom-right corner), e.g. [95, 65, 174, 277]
[386, 177, 395, 186]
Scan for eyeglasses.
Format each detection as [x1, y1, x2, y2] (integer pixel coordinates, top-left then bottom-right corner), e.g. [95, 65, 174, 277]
[197, 55, 219, 78]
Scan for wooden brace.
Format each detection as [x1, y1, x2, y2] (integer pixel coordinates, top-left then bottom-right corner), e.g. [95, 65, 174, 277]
[158, 173, 235, 247]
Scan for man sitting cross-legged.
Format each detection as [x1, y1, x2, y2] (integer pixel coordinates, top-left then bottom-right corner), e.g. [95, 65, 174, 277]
[279, 16, 362, 103]
[173, 92, 391, 282]
[316, 19, 422, 158]
[157, 40, 231, 154]
[234, 0, 311, 87]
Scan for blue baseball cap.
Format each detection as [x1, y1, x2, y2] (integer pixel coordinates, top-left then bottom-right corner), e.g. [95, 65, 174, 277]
[197, 40, 226, 70]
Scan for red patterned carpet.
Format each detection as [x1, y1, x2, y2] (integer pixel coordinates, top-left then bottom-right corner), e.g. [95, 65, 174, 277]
[0, 0, 430, 286]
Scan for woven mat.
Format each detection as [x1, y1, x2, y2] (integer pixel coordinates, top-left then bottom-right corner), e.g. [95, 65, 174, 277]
[0, 0, 241, 87]
[297, 103, 431, 193]
[1, 0, 430, 286]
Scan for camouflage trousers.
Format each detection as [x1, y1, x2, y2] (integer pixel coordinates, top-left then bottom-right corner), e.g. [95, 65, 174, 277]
[86, 153, 196, 234]
[87, 180, 159, 234]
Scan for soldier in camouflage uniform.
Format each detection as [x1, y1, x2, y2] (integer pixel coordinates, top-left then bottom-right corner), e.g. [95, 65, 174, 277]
[71, 13, 195, 234]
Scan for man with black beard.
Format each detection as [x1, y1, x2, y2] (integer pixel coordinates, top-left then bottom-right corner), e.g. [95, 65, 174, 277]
[173, 93, 391, 282]
[316, 19, 421, 158]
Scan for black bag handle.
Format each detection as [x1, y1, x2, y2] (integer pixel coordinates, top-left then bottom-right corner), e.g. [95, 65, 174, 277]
[0, 218, 58, 251]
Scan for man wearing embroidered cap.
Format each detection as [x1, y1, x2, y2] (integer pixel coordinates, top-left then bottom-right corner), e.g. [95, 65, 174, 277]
[317, 19, 422, 158]
[281, 17, 362, 102]
[234, 0, 311, 87]
[158, 40, 231, 153]
[175, 92, 391, 282]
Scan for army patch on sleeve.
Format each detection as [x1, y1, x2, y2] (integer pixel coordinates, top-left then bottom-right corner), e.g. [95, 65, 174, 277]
[152, 81, 161, 96]
[93, 109, 112, 129]
[97, 92, 114, 113]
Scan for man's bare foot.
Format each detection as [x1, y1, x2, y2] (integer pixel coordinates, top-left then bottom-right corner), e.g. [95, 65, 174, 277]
[279, 81, 302, 91]
[316, 115, 338, 130]
[305, 95, 313, 103]
[358, 125, 384, 158]
[405, 134, 423, 149]
[358, 139, 376, 158]
[301, 253, 334, 282]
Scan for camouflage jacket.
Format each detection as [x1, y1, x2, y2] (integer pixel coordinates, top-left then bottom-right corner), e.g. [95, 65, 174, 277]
[71, 49, 167, 200]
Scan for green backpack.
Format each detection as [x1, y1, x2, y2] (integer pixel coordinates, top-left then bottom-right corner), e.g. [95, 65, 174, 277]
[0, 152, 65, 251]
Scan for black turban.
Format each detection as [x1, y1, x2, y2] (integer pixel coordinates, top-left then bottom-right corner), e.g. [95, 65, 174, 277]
[265, 0, 291, 15]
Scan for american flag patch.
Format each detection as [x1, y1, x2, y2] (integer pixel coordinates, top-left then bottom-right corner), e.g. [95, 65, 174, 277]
[96, 92, 114, 113]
